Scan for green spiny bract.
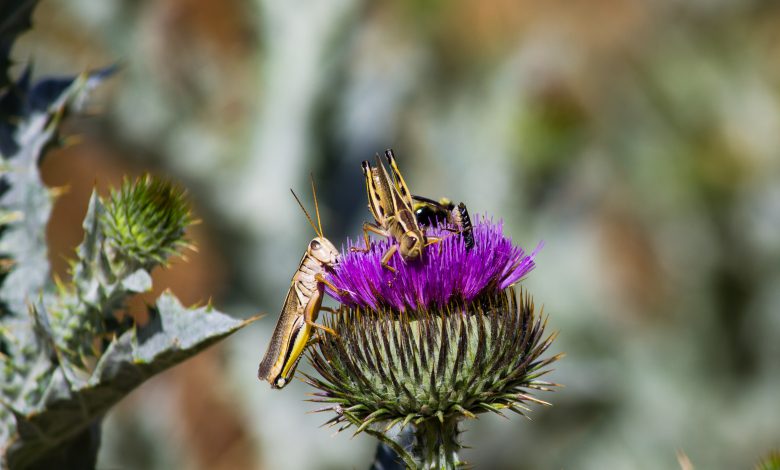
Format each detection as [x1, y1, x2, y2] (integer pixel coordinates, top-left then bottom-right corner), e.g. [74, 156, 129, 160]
[102, 174, 192, 271]
[306, 287, 561, 468]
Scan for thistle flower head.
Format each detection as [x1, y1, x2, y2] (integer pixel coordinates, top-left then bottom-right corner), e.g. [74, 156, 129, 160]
[307, 287, 559, 436]
[101, 174, 192, 268]
[297, 182, 557, 468]
[327, 216, 542, 312]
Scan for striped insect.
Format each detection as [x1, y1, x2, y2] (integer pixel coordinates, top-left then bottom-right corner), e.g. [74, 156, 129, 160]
[257, 177, 344, 389]
[412, 195, 475, 250]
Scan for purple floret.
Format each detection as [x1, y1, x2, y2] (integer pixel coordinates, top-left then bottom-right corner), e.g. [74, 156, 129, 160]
[325, 215, 542, 312]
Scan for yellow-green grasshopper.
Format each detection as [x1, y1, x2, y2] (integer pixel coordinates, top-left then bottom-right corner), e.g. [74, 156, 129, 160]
[257, 177, 345, 389]
[352, 149, 440, 272]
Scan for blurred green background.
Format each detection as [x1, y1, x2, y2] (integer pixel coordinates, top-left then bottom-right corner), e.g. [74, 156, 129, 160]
[14, 0, 780, 468]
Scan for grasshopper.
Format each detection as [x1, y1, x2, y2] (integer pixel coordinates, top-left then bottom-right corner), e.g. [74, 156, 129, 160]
[412, 195, 475, 250]
[352, 149, 440, 272]
[257, 177, 344, 389]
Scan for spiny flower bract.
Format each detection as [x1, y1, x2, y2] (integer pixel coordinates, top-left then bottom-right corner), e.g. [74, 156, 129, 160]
[306, 287, 560, 434]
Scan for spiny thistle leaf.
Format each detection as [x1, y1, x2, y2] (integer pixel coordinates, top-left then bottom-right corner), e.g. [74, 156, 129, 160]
[1, 177, 254, 468]
[102, 174, 193, 269]
[0, 20, 252, 468]
[2, 293, 257, 469]
[0, 68, 114, 317]
[43, 175, 193, 369]
[1, 62, 116, 454]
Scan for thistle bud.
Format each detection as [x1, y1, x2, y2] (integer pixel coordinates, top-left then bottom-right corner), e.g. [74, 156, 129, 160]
[48, 175, 194, 369]
[101, 174, 192, 270]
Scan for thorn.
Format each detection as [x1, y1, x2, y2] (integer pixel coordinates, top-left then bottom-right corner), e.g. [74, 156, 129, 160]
[48, 184, 71, 198]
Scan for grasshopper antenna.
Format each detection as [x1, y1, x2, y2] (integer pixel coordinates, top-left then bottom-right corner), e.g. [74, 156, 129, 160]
[309, 173, 324, 237]
[290, 188, 321, 238]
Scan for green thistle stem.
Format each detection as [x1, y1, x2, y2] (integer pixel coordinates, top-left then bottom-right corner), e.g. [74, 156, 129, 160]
[411, 417, 462, 469]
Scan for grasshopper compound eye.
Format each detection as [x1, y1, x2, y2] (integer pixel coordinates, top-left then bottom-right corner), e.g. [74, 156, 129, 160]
[310, 240, 322, 251]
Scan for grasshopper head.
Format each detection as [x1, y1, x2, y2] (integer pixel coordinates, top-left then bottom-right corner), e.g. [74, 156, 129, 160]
[308, 236, 340, 268]
[399, 230, 424, 261]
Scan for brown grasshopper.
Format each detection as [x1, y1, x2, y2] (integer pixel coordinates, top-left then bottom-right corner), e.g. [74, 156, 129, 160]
[257, 177, 344, 389]
[352, 149, 440, 272]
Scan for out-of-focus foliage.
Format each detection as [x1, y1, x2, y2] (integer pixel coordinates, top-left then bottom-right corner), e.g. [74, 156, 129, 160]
[15, 0, 780, 469]
[0, 0, 35, 90]
[1, 2, 253, 467]
[755, 451, 780, 470]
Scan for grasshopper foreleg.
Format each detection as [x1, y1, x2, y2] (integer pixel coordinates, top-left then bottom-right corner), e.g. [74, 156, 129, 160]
[380, 244, 399, 273]
[350, 222, 390, 253]
[315, 273, 351, 297]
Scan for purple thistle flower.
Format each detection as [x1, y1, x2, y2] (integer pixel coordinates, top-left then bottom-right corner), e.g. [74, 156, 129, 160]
[325, 215, 542, 312]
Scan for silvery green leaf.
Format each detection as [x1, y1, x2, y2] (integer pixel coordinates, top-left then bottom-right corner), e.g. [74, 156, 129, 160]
[120, 269, 153, 294]
[73, 190, 107, 285]
[1, 70, 113, 317]
[2, 292, 256, 469]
